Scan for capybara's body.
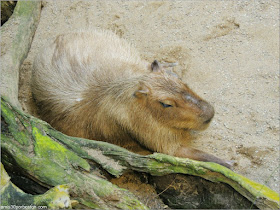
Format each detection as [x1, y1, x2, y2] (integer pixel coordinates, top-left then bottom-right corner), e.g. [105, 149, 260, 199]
[32, 30, 231, 167]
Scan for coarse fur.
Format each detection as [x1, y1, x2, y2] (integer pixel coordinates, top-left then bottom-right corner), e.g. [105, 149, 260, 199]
[32, 29, 231, 168]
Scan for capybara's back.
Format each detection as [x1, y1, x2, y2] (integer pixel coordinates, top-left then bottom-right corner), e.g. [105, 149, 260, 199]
[32, 29, 232, 168]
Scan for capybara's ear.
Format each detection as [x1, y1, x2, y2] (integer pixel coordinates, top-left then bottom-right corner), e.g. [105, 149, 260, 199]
[133, 82, 149, 98]
[151, 60, 162, 72]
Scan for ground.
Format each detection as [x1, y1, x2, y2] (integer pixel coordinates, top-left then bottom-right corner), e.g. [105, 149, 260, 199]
[18, 0, 279, 193]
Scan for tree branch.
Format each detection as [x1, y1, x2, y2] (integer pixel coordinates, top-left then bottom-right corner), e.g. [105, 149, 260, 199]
[1, 96, 279, 209]
[0, 1, 41, 109]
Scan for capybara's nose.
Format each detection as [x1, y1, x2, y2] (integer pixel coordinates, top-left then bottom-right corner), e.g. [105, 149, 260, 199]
[199, 100, 215, 124]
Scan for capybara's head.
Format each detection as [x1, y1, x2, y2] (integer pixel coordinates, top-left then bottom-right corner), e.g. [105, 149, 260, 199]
[134, 60, 214, 131]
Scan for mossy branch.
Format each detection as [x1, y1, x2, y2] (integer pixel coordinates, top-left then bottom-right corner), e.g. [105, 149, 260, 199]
[1, 96, 279, 209]
[1, 97, 148, 209]
[1, 163, 72, 209]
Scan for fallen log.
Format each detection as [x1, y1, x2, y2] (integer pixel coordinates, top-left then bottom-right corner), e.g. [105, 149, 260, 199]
[1, 96, 279, 209]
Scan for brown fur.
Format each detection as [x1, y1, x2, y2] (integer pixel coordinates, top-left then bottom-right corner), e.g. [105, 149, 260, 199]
[32, 29, 232, 168]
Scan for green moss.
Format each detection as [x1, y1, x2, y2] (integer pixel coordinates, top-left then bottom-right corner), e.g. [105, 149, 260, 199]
[47, 128, 91, 159]
[32, 127, 90, 172]
[1, 163, 10, 189]
[78, 175, 148, 209]
[199, 161, 279, 203]
[116, 193, 149, 210]
[48, 129, 128, 177]
[148, 153, 207, 176]
[1, 183, 35, 206]
[234, 174, 279, 202]
[1, 98, 30, 146]
[77, 199, 102, 209]
[13, 1, 39, 17]
[1, 99, 17, 126]
[13, 131, 30, 146]
[92, 177, 117, 197]
[1, 138, 32, 168]
[148, 153, 279, 207]
[1, 164, 70, 209]
[34, 185, 71, 209]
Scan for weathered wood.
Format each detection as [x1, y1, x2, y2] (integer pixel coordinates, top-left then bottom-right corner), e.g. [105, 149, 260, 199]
[0, 1, 41, 109]
[1, 97, 148, 209]
[1, 96, 279, 209]
[1, 163, 72, 209]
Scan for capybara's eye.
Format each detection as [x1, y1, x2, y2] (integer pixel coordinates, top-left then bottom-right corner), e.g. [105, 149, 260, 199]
[160, 101, 173, 108]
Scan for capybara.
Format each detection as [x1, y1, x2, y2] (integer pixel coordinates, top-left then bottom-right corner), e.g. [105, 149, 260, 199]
[32, 29, 232, 168]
